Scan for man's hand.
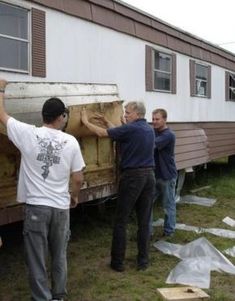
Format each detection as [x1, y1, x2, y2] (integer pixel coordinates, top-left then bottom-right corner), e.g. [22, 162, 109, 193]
[92, 113, 109, 126]
[0, 79, 10, 127]
[70, 193, 79, 208]
[80, 107, 108, 137]
[121, 116, 126, 124]
[0, 79, 8, 91]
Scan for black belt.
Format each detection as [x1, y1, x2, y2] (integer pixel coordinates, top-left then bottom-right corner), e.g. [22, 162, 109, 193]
[121, 166, 154, 172]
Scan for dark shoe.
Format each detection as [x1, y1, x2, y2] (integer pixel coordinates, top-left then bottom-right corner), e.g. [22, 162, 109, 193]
[137, 263, 148, 271]
[160, 232, 174, 240]
[163, 232, 174, 237]
[110, 262, 125, 272]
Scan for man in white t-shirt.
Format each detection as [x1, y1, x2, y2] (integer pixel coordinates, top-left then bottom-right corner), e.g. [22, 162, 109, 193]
[0, 79, 85, 301]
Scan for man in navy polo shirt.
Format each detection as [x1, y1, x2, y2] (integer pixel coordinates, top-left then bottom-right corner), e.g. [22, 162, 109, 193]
[81, 101, 155, 272]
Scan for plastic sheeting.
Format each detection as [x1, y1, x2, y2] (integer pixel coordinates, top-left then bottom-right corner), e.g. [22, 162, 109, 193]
[224, 246, 235, 257]
[222, 216, 235, 256]
[152, 218, 235, 239]
[223, 216, 235, 227]
[179, 195, 216, 207]
[153, 237, 235, 288]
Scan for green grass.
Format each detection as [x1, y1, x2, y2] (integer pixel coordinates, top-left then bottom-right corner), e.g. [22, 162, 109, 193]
[1, 160, 235, 300]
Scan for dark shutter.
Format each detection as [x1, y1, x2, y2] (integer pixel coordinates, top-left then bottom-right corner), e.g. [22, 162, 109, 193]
[171, 53, 176, 94]
[31, 8, 46, 77]
[190, 60, 195, 96]
[225, 71, 230, 101]
[207, 65, 211, 98]
[145, 45, 153, 91]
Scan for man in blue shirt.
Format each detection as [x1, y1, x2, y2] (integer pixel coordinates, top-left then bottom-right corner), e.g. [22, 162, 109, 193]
[81, 102, 155, 272]
[151, 108, 177, 237]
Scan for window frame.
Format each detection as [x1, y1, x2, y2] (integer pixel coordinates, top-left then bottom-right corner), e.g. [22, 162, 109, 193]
[225, 71, 235, 102]
[153, 51, 172, 92]
[0, 1, 30, 74]
[145, 45, 176, 94]
[190, 60, 211, 98]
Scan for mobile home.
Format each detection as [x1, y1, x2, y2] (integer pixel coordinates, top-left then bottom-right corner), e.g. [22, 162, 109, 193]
[1, 0, 235, 224]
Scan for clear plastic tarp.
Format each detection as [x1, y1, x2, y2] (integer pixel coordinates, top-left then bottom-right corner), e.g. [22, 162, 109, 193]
[224, 246, 235, 257]
[223, 216, 235, 227]
[179, 195, 216, 207]
[153, 237, 235, 288]
[153, 218, 235, 239]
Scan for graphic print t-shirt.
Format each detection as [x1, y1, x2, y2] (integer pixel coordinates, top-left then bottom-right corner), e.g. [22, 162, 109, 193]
[7, 117, 85, 209]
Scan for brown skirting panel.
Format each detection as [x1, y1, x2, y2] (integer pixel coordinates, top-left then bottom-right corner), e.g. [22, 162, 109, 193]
[170, 122, 235, 170]
[0, 205, 24, 226]
[169, 123, 209, 170]
[199, 122, 235, 160]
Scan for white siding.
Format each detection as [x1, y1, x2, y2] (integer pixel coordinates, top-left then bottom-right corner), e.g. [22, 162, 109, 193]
[1, 2, 235, 122]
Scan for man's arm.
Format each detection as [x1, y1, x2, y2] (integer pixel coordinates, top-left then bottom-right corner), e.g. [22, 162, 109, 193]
[0, 79, 10, 126]
[155, 131, 175, 150]
[81, 108, 109, 137]
[70, 170, 84, 208]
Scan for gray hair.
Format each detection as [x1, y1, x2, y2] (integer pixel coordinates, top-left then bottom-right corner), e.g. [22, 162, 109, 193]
[125, 101, 146, 117]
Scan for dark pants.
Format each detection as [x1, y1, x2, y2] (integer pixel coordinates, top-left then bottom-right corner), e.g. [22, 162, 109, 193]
[111, 168, 156, 266]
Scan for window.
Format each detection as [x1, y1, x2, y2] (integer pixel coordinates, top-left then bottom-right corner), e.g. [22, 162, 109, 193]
[0, 2, 29, 72]
[225, 71, 235, 101]
[145, 45, 176, 93]
[190, 60, 211, 98]
[0, 2, 46, 77]
[154, 52, 172, 91]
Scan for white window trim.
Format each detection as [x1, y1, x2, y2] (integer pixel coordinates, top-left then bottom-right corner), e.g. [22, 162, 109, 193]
[229, 73, 235, 100]
[195, 63, 209, 97]
[0, 0, 31, 10]
[152, 50, 172, 93]
[0, 0, 30, 73]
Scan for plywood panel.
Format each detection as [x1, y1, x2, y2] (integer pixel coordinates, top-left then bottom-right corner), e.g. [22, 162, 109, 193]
[157, 286, 209, 300]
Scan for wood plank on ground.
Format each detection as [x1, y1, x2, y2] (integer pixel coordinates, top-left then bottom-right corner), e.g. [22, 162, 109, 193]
[156, 286, 210, 301]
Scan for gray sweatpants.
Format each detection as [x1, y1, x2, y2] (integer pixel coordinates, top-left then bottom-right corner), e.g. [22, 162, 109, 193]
[23, 204, 70, 301]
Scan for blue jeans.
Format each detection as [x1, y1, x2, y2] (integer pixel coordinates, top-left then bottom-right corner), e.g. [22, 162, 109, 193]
[111, 168, 156, 267]
[23, 205, 70, 301]
[150, 178, 176, 235]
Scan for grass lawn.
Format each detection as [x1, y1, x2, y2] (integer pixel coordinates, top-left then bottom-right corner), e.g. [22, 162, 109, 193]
[1, 160, 235, 300]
